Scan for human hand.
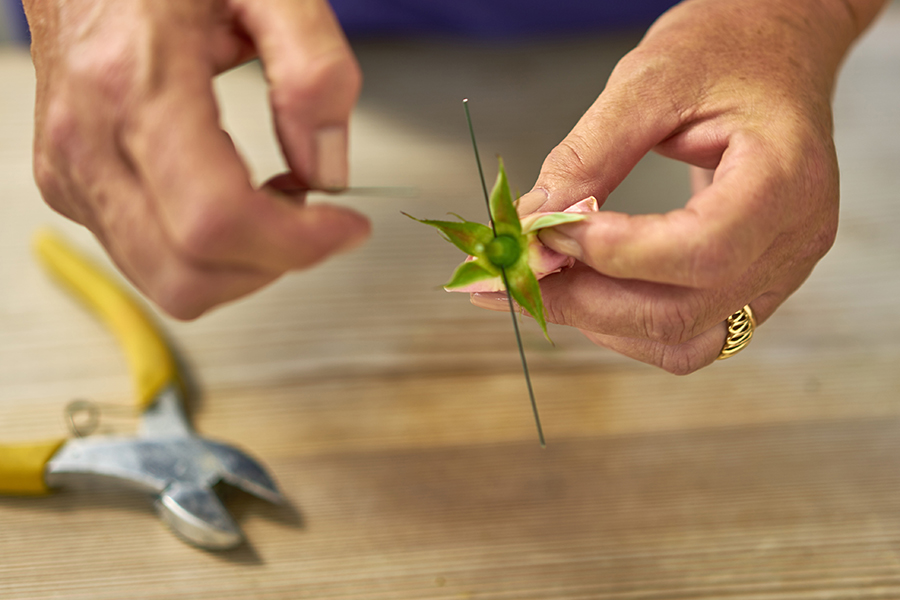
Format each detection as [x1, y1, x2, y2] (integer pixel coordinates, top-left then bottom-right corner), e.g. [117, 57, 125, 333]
[472, 0, 886, 374]
[24, 0, 369, 319]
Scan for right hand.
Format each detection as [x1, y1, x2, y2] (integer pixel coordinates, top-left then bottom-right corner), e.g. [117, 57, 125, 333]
[24, 0, 370, 319]
[472, 0, 885, 374]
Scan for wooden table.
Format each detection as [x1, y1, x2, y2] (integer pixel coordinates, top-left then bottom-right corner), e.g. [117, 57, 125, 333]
[2, 8, 900, 598]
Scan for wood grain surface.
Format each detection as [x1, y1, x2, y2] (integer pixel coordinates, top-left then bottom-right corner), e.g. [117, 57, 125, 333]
[2, 6, 900, 599]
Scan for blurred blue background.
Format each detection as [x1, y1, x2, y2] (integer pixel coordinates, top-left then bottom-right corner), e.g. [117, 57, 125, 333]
[0, 0, 680, 44]
[0, 0, 27, 44]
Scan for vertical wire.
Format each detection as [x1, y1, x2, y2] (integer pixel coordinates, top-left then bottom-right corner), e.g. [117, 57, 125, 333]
[463, 99, 546, 448]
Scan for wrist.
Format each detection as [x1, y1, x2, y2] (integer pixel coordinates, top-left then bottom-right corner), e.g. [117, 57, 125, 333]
[642, 0, 887, 106]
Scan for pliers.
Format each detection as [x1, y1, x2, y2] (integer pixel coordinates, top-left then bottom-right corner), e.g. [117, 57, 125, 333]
[0, 231, 284, 550]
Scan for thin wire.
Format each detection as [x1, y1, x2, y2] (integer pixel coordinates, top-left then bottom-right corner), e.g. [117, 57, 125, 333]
[309, 186, 419, 198]
[500, 270, 545, 447]
[464, 100, 497, 236]
[463, 99, 546, 448]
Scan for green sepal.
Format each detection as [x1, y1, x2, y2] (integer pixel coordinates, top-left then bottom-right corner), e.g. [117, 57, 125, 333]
[489, 158, 522, 239]
[444, 260, 499, 290]
[505, 259, 551, 343]
[523, 212, 586, 234]
[407, 156, 557, 343]
[403, 213, 494, 256]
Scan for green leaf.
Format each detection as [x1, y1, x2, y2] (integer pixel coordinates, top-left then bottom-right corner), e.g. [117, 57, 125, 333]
[505, 260, 551, 343]
[444, 260, 499, 290]
[403, 213, 494, 257]
[489, 157, 522, 239]
[522, 212, 587, 234]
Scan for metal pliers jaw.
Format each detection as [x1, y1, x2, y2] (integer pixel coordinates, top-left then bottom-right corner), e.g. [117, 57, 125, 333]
[0, 231, 283, 550]
[46, 385, 283, 549]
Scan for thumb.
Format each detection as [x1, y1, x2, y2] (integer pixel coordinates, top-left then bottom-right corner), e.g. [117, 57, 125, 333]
[521, 60, 683, 214]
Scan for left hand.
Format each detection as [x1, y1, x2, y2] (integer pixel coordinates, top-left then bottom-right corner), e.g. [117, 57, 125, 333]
[472, 0, 884, 374]
[24, 0, 369, 319]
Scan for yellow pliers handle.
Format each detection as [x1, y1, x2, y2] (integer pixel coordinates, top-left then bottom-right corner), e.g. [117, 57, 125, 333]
[0, 230, 178, 494]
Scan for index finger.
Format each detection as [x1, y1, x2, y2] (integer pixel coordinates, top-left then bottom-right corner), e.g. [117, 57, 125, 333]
[540, 131, 798, 289]
[123, 53, 370, 272]
[234, 0, 361, 190]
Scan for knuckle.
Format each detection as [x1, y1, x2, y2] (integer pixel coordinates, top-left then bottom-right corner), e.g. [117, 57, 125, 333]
[153, 279, 209, 321]
[338, 53, 364, 98]
[148, 263, 222, 322]
[685, 236, 745, 288]
[32, 149, 61, 201]
[541, 135, 596, 187]
[609, 48, 660, 89]
[66, 38, 137, 103]
[641, 299, 701, 346]
[166, 198, 235, 264]
[41, 99, 82, 161]
[541, 293, 570, 329]
[656, 343, 710, 376]
[791, 144, 841, 263]
[33, 105, 91, 223]
[270, 50, 361, 115]
[536, 274, 582, 330]
[608, 49, 696, 123]
[812, 216, 838, 258]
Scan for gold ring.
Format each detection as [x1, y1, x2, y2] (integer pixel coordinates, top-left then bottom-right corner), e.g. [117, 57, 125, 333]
[717, 305, 756, 360]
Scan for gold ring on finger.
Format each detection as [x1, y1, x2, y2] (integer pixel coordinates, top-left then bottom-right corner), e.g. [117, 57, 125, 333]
[717, 304, 756, 360]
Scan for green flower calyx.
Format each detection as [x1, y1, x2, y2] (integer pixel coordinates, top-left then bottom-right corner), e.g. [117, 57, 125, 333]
[485, 235, 520, 268]
[405, 156, 584, 344]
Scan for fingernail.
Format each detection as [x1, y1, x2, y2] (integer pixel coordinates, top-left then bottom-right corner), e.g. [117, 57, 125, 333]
[539, 228, 584, 260]
[315, 126, 348, 190]
[516, 188, 549, 216]
[470, 292, 510, 312]
[471, 293, 529, 317]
